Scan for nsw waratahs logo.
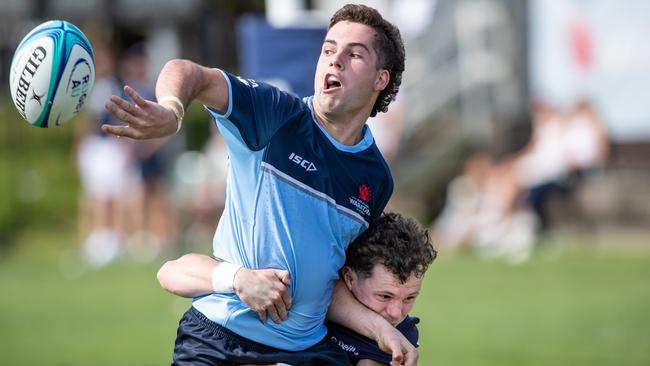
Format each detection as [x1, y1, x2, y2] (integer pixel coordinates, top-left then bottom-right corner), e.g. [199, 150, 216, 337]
[349, 184, 371, 217]
[357, 184, 372, 203]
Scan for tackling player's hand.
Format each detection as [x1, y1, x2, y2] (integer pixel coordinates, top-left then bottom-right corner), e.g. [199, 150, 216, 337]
[233, 268, 292, 324]
[376, 324, 419, 366]
[103, 85, 178, 139]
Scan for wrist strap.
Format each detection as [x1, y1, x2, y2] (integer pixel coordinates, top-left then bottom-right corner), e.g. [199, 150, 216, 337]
[158, 96, 185, 133]
[211, 261, 243, 293]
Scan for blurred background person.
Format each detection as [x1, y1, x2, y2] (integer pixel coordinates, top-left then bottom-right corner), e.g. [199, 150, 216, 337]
[432, 152, 536, 263]
[119, 42, 180, 261]
[74, 32, 138, 268]
[514, 98, 610, 233]
[513, 100, 572, 233]
[564, 99, 609, 175]
[366, 93, 406, 167]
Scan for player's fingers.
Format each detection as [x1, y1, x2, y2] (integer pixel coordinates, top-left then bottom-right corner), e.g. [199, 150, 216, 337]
[281, 288, 292, 311]
[273, 270, 292, 311]
[390, 347, 404, 365]
[101, 124, 141, 140]
[105, 100, 140, 126]
[277, 270, 291, 287]
[124, 85, 148, 107]
[273, 294, 288, 321]
[403, 346, 418, 366]
[110, 95, 143, 117]
[256, 309, 267, 324]
[266, 305, 281, 324]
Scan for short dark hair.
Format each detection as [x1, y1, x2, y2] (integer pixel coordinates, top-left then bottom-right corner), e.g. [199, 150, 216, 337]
[329, 4, 406, 117]
[346, 212, 437, 283]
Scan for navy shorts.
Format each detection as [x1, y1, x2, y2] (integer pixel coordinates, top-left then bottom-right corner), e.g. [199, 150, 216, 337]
[172, 307, 350, 366]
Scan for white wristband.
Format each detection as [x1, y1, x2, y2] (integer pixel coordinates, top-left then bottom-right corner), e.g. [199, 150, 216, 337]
[211, 261, 243, 293]
[158, 96, 185, 133]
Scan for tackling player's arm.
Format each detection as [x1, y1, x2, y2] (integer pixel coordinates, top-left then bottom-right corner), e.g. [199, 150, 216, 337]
[328, 281, 418, 366]
[157, 253, 292, 324]
[103, 59, 228, 139]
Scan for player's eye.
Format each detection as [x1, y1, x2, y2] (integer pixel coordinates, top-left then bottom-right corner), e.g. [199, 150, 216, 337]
[350, 53, 361, 59]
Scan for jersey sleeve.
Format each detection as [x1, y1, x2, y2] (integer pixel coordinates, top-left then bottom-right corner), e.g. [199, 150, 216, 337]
[327, 322, 393, 364]
[328, 317, 421, 365]
[397, 316, 421, 348]
[206, 70, 306, 151]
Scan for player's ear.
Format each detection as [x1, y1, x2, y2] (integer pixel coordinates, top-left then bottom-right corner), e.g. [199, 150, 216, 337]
[342, 266, 355, 290]
[374, 69, 389, 92]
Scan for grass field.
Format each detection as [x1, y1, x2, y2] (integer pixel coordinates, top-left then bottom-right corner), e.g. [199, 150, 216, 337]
[1, 228, 649, 366]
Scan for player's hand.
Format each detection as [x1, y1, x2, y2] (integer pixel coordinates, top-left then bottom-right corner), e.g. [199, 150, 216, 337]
[376, 324, 419, 366]
[233, 268, 292, 324]
[102, 85, 178, 139]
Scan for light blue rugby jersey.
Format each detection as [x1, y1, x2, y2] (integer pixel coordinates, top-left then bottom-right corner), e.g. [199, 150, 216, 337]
[192, 70, 393, 351]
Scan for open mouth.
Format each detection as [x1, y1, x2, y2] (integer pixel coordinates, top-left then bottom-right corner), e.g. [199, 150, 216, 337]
[324, 74, 341, 91]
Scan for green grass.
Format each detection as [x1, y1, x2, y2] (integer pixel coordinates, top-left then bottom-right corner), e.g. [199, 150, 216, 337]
[1, 229, 649, 365]
[414, 240, 650, 365]
[0, 229, 186, 366]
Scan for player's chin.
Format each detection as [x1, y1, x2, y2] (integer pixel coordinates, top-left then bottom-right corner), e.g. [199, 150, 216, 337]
[315, 94, 335, 108]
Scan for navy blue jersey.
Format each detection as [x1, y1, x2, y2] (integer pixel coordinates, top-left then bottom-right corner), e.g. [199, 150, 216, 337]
[328, 316, 420, 364]
[193, 70, 393, 351]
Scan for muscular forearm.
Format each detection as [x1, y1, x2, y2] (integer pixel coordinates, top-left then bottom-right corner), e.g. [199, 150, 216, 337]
[156, 253, 292, 323]
[155, 59, 228, 112]
[328, 280, 391, 340]
[157, 253, 217, 297]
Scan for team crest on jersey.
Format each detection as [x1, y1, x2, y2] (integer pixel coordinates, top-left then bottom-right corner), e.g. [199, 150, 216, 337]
[358, 184, 372, 202]
[349, 184, 371, 217]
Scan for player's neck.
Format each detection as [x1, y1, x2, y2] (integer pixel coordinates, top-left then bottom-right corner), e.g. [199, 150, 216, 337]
[312, 103, 370, 146]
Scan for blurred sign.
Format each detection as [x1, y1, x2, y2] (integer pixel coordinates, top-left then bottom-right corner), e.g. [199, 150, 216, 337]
[236, 15, 325, 98]
[529, 0, 650, 142]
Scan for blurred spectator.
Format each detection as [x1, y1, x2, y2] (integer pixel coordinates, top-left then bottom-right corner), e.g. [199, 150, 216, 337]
[75, 36, 138, 268]
[366, 94, 405, 166]
[564, 99, 609, 172]
[432, 153, 536, 263]
[120, 42, 179, 260]
[515, 99, 609, 231]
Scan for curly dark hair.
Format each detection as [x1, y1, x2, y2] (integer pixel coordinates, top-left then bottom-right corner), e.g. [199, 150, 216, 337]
[329, 4, 406, 117]
[345, 212, 437, 284]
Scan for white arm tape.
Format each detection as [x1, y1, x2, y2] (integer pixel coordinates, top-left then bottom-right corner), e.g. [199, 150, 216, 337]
[211, 261, 243, 293]
[158, 96, 185, 133]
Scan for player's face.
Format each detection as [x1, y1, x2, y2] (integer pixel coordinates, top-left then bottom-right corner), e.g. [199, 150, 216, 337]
[313, 21, 389, 119]
[344, 264, 422, 326]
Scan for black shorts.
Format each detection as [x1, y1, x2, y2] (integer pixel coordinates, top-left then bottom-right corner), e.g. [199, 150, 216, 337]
[172, 307, 350, 366]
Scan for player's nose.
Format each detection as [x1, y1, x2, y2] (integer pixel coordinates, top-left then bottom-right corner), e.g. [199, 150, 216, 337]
[329, 51, 344, 70]
[385, 301, 404, 324]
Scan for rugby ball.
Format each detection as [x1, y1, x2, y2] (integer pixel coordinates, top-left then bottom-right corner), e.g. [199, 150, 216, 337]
[9, 20, 95, 127]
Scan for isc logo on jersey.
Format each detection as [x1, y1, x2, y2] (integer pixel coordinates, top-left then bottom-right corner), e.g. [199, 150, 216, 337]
[288, 152, 317, 172]
[9, 20, 95, 127]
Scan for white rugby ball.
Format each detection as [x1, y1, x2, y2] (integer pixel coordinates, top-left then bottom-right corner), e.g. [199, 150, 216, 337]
[9, 20, 95, 127]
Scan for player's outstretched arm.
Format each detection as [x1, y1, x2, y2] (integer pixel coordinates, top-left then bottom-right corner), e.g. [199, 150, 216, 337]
[157, 253, 293, 323]
[328, 281, 419, 366]
[103, 59, 228, 139]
